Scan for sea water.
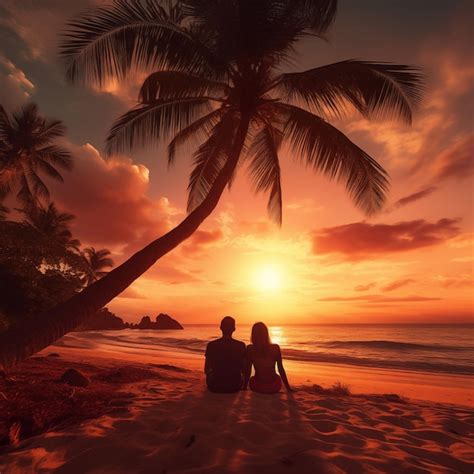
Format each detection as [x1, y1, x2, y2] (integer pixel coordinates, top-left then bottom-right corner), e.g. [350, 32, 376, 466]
[56, 324, 474, 376]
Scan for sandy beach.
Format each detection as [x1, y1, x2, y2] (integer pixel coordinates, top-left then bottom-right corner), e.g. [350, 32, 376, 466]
[1, 349, 473, 474]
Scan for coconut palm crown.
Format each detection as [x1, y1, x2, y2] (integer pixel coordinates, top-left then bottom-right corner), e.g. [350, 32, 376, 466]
[0, 0, 424, 369]
[20, 202, 81, 252]
[81, 247, 114, 286]
[60, 0, 423, 224]
[0, 103, 73, 207]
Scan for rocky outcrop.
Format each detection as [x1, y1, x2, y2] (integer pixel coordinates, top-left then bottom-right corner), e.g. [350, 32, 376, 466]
[60, 368, 90, 387]
[74, 308, 183, 331]
[155, 313, 183, 329]
[75, 308, 125, 331]
[132, 313, 183, 330]
[137, 316, 154, 329]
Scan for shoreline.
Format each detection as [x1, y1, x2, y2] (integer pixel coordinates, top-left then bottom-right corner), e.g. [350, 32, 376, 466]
[48, 344, 474, 407]
[1, 351, 473, 473]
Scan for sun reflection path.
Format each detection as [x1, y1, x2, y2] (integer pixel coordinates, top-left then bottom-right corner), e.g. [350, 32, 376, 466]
[269, 326, 287, 346]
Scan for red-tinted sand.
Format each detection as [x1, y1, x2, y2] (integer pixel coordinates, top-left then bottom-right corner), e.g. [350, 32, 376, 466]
[1, 354, 473, 473]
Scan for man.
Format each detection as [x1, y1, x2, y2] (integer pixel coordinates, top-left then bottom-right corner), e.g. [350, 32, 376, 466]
[205, 316, 246, 393]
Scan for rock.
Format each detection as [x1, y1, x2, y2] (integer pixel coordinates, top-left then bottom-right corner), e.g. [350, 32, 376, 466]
[135, 314, 183, 329]
[60, 368, 90, 387]
[155, 313, 183, 329]
[75, 308, 125, 331]
[137, 316, 154, 329]
[47, 352, 61, 358]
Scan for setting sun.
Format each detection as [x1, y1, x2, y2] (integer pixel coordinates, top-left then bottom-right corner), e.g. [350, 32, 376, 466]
[254, 265, 283, 292]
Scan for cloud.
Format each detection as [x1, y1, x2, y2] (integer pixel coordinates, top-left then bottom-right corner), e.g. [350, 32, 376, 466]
[117, 286, 147, 299]
[385, 186, 438, 213]
[313, 218, 461, 260]
[143, 263, 202, 285]
[344, 13, 473, 215]
[181, 229, 224, 255]
[0, 54, 35, 109]
[48, 143, 176, 257]
[381, 278, 415, 292]
[430, 135, 474, 184]
[435, 274, 473, 289]
[0, 0, 100, 60]
[354, 283, 376, 292]
[319, 295, 441, 303]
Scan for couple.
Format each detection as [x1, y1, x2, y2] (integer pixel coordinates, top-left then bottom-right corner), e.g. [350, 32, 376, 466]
[205, 316, 292, 394]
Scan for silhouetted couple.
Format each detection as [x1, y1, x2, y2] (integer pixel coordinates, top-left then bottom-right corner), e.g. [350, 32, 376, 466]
[205, 316, 292, 394]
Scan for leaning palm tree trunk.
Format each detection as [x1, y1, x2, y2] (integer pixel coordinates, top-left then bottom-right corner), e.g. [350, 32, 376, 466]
[0, 116, 250, 370]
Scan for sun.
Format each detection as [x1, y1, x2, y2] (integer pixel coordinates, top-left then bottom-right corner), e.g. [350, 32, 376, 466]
[254, 265, 282, 292]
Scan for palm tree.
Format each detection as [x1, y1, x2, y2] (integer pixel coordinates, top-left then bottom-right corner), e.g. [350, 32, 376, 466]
[0, 103, 73, 207]
[81, 247, 114, 286]
[20, 202, 81, 253]
[0, 0, 423, 368]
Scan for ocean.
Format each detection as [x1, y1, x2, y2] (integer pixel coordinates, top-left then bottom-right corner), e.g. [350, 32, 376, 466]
[55, 324, 474, 376]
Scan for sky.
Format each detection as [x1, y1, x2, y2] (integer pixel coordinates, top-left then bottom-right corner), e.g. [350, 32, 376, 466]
[0, 0, 473, 324]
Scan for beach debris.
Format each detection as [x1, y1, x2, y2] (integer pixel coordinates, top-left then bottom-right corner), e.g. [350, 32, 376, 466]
[60, 368, 90, 387]
[184, 434, 196, 448]
[0, 391, 8, 400]
[9, 421, 21, 446]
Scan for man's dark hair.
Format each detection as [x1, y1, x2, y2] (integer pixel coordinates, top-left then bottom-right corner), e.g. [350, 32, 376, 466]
[220, 316, 235, 335]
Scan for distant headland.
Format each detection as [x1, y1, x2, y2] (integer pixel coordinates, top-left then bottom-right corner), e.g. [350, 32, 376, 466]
[75, 308, 183, 331]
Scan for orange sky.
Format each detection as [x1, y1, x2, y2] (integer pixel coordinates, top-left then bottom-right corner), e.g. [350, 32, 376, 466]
[0, 0, 472, 324]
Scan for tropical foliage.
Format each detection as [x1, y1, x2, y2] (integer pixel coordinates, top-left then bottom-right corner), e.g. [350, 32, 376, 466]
[0, 103, 73, 207]
[0, 0, 424, 367]
[0, 206, 114, 331]
[61, 0, 423, 223]
[81, 247, 114, 286]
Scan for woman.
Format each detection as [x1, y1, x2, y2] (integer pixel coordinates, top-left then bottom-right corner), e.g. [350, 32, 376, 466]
[243, 322, 292, 393]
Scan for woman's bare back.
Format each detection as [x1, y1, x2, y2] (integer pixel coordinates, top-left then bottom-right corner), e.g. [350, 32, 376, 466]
[247, 344, 280, 383]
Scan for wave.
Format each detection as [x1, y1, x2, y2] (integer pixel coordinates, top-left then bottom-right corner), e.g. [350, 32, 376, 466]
[57, 332, 474, 376]
[280, 348, 474, 376]
[322, 340, 469, 352]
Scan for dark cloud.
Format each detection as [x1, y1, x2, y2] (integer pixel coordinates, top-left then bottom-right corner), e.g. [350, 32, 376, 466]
[386, 186, 438, 213]
[48, 143, 172, 253]
[385, 135, 473, 213]
[431, 135, 474, 184]
[313, 218, 461, 260]
[381, 278, 415, 292]
[0, 54, 34, 109]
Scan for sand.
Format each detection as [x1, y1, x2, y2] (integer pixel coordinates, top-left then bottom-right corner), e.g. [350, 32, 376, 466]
[1, 352, 473, 473]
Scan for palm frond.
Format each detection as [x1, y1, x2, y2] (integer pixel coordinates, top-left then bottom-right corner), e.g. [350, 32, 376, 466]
[296, 0, 337, 34]
[16, 174, 37, 207]
[276, 103, 389, 215]
[167, 107, 228, 166]
[248, 123, 283, 225]
[106, 97, 212, 154]
[25, 167, 50, 200]
[35, 159, 65, 182]
[36, 146, 73, 171]
[0, 105, 12, 139]
[139, 70, 229, 102]
[274, 60, 424, 123]
[187, 111, 238, 212]
[60, 0, 217, 86]
[36, 119, 68, 143]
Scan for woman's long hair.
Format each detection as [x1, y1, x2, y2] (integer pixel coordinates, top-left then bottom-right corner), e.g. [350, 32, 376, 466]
[251, 322, 271, 355]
